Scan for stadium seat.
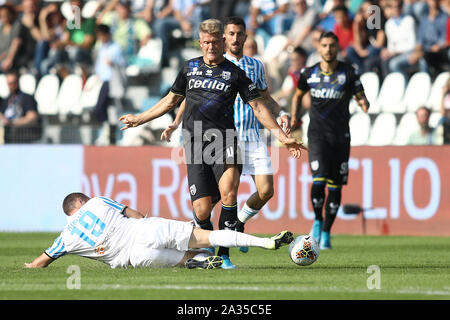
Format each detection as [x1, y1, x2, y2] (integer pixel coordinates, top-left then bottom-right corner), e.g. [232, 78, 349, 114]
[181, 47, 202, 61]
[349, 112, 371, 146]
[34, 74, 60, 116]
[125, 86, 149, 111]
[0, 74, 8, 99]
[427, 71, 450, 112]
[79, 74, 102, 111]
[368, 112, 397, 145]
[19, 73, 37, 96]
[57, 74, 83, 115]
[149, 113, 173, 130]
[160, 66, 178, 95]
[360, 72, 380, 106]
[253, 34, 265, 56]
[300, 112, 310, 145]
[430, 111, 443, 128]
[126, 38, 162, 76]
[375, 72, 406, 114]
[393, 112, 419, 145]
[60, 1, 76, 20]
[403, 72, 432, 113]
[81, 0, 99, 18]
[117, 124, 155, 146]
[350, 71, 380, 113]
[262, 34, 288, 63]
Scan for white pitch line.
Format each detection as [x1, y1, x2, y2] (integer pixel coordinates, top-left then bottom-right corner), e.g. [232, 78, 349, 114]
[1, 283, 450, 296]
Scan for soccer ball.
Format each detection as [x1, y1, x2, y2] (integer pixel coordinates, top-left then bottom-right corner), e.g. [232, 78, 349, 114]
[288, 235, 319, 266]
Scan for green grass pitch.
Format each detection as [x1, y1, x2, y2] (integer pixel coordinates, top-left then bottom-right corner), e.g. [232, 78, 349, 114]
[1, 232, 449, 300]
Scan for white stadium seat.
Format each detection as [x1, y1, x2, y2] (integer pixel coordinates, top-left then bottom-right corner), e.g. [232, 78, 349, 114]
[360, 72, 380, 107]
[429, 111, 443, 128]
[375, 72, 406, 114]
[368, 112, 397, 145]
[126, 38, 163, 76]
[0, 74, 8, 99]
[81, 0, 99, 18]
[117, 124, 154, 146]
[125, 86, 149, 111]
[79, 74, 102, 111]
[394, 112, 419, 145]
[349, 112, 371, 146]
[34, 74, 60, 115]
[301, 112, 310, 146]
[262, 34, 288, 63]
[57, 74, 83, 115]
[149, 113, 173, 130]
[253, 34, 265, 56]
[19, 73, 37, 95]
[403, 72, 432, 113]
[350, 71, 380, 114]
[427, 71, 450, 112]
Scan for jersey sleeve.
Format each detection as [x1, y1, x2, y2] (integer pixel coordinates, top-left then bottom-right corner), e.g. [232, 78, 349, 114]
[236, 68, 261, 104]
[170, 63, 188, 97]
[297, 68, 310, 92]
[45, 235, 67, 259]
[349, 66, 364, 95]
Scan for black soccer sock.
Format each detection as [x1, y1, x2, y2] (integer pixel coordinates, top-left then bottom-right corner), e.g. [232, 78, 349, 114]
[217, 203, 238, 257]
[323, 187, 342, 233]
[235, 220, 245, 233]
[311, 182, 326, 221]
[193, 210, 213, 231]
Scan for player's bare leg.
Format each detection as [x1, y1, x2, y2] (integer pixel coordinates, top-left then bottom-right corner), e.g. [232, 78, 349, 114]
[192, 196, 214, 222]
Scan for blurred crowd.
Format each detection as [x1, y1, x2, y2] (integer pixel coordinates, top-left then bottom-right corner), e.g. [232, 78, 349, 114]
[0, 0, 449, 145]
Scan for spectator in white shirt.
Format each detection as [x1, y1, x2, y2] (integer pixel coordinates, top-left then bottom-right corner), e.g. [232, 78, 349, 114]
[379, 0, 426, 79]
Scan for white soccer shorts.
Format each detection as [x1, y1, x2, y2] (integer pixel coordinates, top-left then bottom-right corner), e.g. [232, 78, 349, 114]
[129, 217, 194, 268]
[239, 140, 274, 176]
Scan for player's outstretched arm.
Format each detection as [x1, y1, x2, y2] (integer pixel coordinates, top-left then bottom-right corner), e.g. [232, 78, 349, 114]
[120, 92, 184, 131]
[123, 207, 146, 219]
[24, 252, 54, 268]
[161, 99, 186, 142]
[290, 88, 306, 128]
[259, 90, 291, 135]
[248, 99, 307, 158]
[354, 91, 370, 113]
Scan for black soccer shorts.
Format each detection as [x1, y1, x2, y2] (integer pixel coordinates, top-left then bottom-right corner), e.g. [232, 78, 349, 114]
[184, 134, 242, 203]
[308, 137, 350, 186]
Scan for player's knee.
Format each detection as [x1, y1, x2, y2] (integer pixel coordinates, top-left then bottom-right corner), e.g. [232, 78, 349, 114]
[220, 189, 238, 204]
[195, 209, 211, 221]
[193, 202, 212, 221]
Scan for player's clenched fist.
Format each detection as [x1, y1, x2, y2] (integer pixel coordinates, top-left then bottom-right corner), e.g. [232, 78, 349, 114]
[119, 114, 141, 130]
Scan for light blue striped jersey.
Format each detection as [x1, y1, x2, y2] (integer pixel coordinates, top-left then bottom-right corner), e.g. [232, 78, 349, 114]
[224, 53, 268, 141]
[44, 197, 140, 268]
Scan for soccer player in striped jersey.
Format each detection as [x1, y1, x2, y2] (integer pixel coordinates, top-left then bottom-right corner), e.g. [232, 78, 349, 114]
[24, 193, 294, 269]
[223, 16, 292, 260]
[161, 17, 300, 268]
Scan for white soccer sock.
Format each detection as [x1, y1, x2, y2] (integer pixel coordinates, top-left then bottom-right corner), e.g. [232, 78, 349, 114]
[237, 203, 259, 223]
[208, 230, 271, 249]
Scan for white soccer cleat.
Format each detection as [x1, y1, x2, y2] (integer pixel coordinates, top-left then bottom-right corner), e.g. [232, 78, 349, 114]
[185, 255, 223, 270]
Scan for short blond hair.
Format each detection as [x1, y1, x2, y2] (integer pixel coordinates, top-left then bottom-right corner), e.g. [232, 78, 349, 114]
[198, 19, 223, 35]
